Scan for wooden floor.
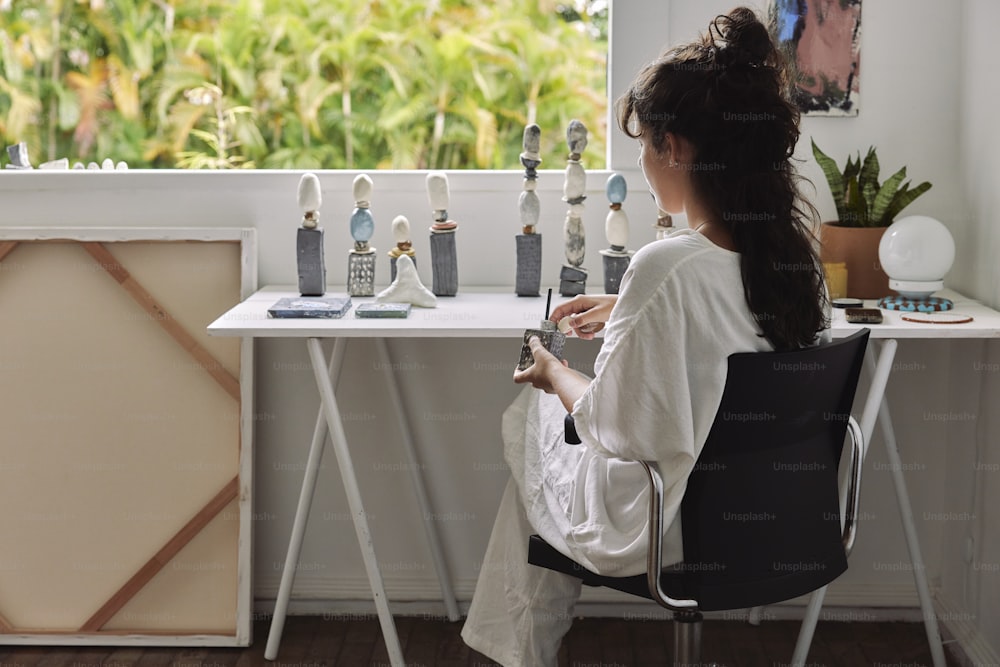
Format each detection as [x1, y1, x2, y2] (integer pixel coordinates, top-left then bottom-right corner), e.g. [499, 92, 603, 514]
[0, 615, 962, 666]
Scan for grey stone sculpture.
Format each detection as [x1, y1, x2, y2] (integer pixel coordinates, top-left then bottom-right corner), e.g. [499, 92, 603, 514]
[515, 124, 543, 297]
[427, 171, 458, 296]
[559, 120, 588, 296]
[296, 173, 326, 296]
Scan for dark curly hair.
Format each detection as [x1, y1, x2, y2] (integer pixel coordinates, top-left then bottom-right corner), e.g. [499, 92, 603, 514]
[617, 6, 828, 350]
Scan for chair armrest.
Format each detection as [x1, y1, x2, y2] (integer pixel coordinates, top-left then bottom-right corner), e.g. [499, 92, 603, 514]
[638, 460, 699, 612]
[563, 417, 697, 610]
[842, 416, 865, 557]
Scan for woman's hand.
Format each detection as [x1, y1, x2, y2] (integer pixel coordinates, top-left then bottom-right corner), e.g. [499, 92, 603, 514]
[549, 294, 618, 339]
[513, 337, 569, 393]
[513, 337, 591, 412]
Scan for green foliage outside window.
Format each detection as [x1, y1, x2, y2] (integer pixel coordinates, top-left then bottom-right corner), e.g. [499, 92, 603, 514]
[0, 0, 607, 170]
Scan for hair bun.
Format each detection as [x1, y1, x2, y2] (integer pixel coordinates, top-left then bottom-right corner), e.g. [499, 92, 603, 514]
[709, 6, 776, 68]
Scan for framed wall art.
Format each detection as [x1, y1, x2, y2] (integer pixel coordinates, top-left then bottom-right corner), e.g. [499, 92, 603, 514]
[772, 0, 863, 116]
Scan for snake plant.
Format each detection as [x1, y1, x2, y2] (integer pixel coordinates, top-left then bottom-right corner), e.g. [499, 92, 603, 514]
[811, 139, 932, 227]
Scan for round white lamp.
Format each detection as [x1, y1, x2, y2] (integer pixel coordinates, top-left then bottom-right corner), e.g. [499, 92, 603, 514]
[876, 215, 955, 311]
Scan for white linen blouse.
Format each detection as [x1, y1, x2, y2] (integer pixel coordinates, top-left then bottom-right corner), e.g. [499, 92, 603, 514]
[502, 228, 797, 576]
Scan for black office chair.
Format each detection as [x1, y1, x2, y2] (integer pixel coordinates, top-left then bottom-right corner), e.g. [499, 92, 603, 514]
[528, 329, 871, 667]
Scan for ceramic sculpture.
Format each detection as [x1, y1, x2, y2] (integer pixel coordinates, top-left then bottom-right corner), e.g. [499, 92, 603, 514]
[388, 214, 416, 283]
[559, 120, 588, 296]
[67, 158, 125, 169]
[347, 174, 377, 297]
[515, 124, 543, 297]
[296, 173, 326, 296]
[517, 289, 566, 371]
[600, 173, 632, 293]
[376, 253, 437, 308]
[427, 171, 459, 296]
[5, 143, 31, 169]
[655, 208, 674, 240]
[4, 142, 125, 170]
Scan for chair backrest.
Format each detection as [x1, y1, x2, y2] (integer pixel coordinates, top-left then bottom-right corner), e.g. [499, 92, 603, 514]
[679, 329, 869, 611]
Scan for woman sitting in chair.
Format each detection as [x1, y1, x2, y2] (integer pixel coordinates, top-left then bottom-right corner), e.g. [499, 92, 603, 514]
[462, 6, 830, 666]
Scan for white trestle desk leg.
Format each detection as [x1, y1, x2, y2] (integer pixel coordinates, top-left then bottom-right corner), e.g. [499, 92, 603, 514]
[307, 337, 405, 666]
[375, 338, 461, 621]
[867, 342, 946, 667]
[792, 338, 897, 667]
[266, 338, 348, 660]
[791, 589, 827, 667]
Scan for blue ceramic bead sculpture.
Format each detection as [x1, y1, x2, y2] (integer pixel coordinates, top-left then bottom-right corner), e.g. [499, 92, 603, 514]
[351, 203, 374, 244]
[347, 174, 377, 297]
[600, 173, 633, 294]
[605, 172, 627, 206]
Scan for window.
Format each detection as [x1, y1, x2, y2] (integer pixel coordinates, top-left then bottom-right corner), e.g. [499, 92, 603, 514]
[0, 0, 608, 170]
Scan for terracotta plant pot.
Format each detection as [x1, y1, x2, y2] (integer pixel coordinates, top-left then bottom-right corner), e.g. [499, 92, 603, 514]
[818, 222, 890, 300]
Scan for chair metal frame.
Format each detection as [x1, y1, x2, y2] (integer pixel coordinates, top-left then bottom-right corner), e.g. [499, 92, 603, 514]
[637, 406, 863, 665]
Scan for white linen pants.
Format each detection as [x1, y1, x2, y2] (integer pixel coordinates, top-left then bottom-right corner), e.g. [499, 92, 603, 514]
[461, 478, 583, 667]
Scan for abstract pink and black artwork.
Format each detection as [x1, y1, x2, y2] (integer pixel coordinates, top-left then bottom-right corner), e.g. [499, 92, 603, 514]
[772, 0, 862, 116]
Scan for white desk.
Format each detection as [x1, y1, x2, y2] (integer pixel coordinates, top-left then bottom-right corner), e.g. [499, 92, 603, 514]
[208, 287, 1000, 667]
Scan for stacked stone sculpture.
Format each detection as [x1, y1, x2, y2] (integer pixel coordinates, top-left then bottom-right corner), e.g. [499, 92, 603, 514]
[347, 174, 377, 297]
[427, 171, 458, 296]
[74, 158, 127, 170]
[600, 173, 632, 294]
[388, 214, 416, 283]
[296, 173, 326, 296]
[559, 120, 589, 296]
[5, 143, 31, 169]
[655, 208, 674, 240]
[515, 124, 542, 297]
[4, 143, 127, 170]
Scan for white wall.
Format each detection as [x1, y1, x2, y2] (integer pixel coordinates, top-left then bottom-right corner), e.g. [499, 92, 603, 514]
[955, 0, 1000, 306]
[0, 0, 996, 659]
[936, 0, 1000, 659]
